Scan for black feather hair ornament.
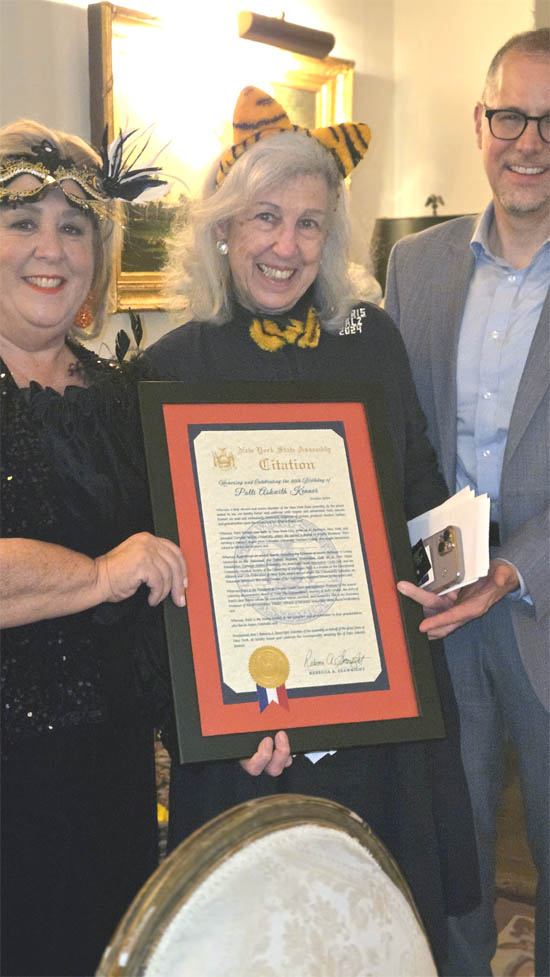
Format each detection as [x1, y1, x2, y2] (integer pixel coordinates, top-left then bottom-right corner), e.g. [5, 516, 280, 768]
[115, 329, 131, 364]
[100, 126, 170, 203]
[128, 308, 144, 348]
[115, 308, 144, 364]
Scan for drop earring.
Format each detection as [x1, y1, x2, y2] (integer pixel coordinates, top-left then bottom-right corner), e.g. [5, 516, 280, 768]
[216, 240, 229, 255]
[74, 293, 94, 329]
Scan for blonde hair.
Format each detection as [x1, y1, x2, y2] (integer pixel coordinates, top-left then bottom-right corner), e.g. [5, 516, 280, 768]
[163, 131, 355, 332]
[0, 118, 122, 337]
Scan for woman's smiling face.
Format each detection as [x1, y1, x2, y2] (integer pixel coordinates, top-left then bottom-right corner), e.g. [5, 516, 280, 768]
[222, 173, 330, 315]
[0, 179, 95, 349]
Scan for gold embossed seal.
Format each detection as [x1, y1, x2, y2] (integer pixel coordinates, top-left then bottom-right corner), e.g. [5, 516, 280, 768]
[249, 646, 290, 689]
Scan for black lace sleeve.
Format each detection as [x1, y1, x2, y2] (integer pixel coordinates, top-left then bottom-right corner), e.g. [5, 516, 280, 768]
[1, 346, 172, 748]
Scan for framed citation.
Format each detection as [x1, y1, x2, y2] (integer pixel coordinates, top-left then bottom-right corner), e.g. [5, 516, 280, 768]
[139, 381, 444, 763]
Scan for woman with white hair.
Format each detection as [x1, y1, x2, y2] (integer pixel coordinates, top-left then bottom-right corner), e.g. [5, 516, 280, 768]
[146, 87, 480, 971]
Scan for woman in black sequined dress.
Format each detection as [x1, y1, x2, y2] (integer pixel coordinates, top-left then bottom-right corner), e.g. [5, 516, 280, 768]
[0, 120, 186, 977]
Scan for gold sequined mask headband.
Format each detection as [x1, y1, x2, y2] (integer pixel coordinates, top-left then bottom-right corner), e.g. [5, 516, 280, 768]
[216, 86, 371, 186]
[0, 129, 169, 217]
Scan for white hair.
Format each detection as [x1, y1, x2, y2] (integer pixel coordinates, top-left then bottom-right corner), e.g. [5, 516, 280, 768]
[163, 131, 357, 332]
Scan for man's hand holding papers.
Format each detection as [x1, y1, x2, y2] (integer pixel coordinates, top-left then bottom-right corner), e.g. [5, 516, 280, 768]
[396, 488, 518, 639]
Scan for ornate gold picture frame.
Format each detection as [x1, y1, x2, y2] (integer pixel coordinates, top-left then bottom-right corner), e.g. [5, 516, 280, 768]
[88, 3, 354, 311]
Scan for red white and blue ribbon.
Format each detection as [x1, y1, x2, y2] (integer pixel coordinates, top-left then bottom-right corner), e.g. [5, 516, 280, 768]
[256, 684, 289, 713]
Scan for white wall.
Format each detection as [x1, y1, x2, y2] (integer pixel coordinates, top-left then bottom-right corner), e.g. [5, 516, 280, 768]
[392, 0, 534, 217]
[0, 0, 90, 139]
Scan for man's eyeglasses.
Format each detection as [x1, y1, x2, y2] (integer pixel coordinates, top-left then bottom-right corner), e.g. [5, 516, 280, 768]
[484, 107, 550, 144]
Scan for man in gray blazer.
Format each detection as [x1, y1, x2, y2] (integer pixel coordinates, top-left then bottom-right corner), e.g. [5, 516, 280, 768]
[385, 28, 549, 977]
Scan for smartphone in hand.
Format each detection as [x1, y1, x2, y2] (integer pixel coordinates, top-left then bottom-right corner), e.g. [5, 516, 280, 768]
[420, 525, 465, 594]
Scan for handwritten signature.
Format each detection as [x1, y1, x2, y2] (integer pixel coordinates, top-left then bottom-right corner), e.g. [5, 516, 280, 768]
[304, 649, 366, 669]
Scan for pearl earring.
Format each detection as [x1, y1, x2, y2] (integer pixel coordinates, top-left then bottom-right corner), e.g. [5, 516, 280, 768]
[216, 240, 229, 255]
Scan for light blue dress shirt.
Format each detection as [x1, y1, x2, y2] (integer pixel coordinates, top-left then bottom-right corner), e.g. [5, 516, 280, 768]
[456, 203, 550, 519]
[455, 203, 549, 597]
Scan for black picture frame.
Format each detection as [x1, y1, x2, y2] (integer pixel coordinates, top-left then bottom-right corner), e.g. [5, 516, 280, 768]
[140, 380, 444, 763]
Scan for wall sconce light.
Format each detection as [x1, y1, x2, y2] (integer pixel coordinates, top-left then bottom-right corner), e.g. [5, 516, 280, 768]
[238, 11, 335, 59]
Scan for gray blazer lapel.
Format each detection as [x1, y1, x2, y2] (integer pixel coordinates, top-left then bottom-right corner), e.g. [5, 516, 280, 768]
[504, 290, 550, 465]
[430, 222, 476, 490]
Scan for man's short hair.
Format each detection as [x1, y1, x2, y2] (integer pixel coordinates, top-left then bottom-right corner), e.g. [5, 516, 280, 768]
[483, 27, 550, 99]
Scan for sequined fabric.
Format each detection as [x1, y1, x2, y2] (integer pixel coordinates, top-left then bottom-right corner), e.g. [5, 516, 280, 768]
[0, 342, 168, 751]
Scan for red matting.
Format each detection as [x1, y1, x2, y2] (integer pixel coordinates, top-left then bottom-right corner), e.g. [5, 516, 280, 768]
[163, 402, 419, 736]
